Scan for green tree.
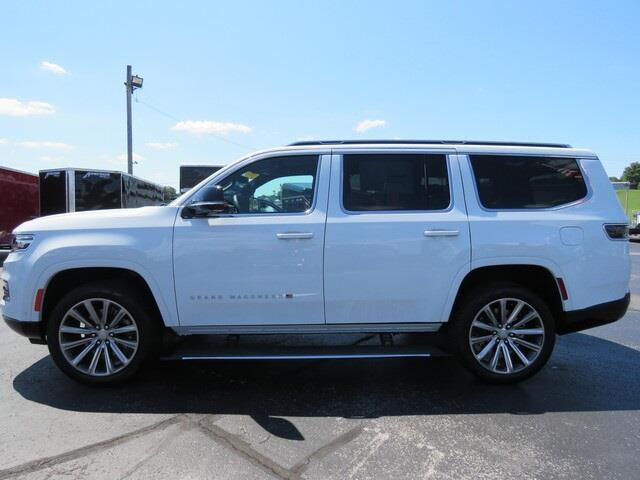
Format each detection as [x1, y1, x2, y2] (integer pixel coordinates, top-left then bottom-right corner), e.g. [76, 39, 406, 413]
[609, 176, 620, 182]
[622, 162, 640, 185]
[162, 186, 178, 202]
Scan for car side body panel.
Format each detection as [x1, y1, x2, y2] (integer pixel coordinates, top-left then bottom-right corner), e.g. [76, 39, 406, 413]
[2, 206, 179, 326]
[458, 152, 630, 312]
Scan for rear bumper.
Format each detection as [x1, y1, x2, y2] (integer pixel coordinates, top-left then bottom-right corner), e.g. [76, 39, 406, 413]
[2, 314, 46, 344]
[557, 292, 630, 335]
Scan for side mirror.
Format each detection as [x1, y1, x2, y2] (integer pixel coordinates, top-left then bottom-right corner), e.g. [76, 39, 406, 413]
[181, 185, 236, 218]
[201, 185, 225, 203]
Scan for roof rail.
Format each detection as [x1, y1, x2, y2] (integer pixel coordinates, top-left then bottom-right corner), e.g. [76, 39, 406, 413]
[288, 140, 571, 148]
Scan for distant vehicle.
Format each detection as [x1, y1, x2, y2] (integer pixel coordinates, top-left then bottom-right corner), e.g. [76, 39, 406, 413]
[38, 168, 164, 216]
[2, 141, 631, 385]
[0, 167, 39, 249]
[179, 165, 222, 193]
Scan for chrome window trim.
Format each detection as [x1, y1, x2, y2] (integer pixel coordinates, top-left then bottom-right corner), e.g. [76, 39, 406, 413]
[335, 151, 455, 215]
[179, 151, 327, 218]
[465, 153, 593, 213]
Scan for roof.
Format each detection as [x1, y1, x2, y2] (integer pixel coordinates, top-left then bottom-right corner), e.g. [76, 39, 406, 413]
[289, 139, 572, 148]
[241, 140, 596, 160]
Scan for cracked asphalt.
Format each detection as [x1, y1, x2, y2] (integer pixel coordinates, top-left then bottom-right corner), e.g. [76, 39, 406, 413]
[1, 244, 640, 480]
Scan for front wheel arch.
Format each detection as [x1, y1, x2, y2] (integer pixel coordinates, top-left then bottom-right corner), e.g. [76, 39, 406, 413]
[41, 267, 164, 339]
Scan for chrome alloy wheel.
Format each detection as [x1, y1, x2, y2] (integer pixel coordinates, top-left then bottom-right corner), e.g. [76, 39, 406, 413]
[58, 298, 139, 377]
[468, 298, 545, 375]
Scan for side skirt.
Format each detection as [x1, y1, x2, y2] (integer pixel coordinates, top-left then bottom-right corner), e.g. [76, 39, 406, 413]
[171, 322, 444, 336]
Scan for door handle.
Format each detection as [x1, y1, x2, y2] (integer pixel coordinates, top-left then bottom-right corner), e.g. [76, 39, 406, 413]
[423, 229, 459, 237]
[276, 232, 314, 240]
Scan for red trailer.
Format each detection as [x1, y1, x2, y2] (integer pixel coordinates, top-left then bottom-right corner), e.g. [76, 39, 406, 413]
[0, 167, 39, 249]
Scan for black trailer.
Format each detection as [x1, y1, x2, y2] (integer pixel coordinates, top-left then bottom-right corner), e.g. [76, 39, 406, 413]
[39, 168, 164, 216]
[179, 165, 223, 193]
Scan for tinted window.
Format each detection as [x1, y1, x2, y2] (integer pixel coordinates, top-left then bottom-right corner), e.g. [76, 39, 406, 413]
[194, 155, 319, 214]
[342, 154, 450, 211]
[74, 171, 121, 211]
[470, 155, 587, 209]
[39, 170, 67, 216]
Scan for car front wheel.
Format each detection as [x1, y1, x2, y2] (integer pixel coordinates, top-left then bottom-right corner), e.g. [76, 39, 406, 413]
[47, 281, 159, 385]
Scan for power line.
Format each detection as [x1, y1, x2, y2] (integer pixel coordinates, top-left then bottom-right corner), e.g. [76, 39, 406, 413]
[133, 93, 256, 151]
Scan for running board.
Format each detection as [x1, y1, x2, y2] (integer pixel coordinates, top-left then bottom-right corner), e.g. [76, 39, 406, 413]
[161, 345, 449, 361]
[171, 322, 443, 336]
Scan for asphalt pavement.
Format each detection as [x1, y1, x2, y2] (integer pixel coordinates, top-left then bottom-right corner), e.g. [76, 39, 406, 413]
[1, 245, 639, 479]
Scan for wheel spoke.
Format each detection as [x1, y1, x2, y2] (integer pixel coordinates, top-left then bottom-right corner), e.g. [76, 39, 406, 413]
[470, 334, 493, 345]
[88, 345, 102, 374]
[83, 300, 101, 327]
[113, 337, 137, 349]
[471, 320, 495, 332]
[510, 310, 538, 329]
[109, 308, 127, 329]
[67, 307, 94, 327]
[512, 328, 544, 336]
[109, 341, 128, 364]
[476, 337, 498, 360]
[508, 340, 531, 366]
[103, 344, 113, 374]
[60, 325, 96, 335]
[499, 299, 508, 325]
[506, 301, 525, 326]
[111, 325, 137, 335]
[100, 300, 110, 327]
[483, 306, 499, 326]
[512, 337, 542, 352]
[501, 342, 513, 373]
[61, 337, 93, 350]
[489, 344, 502, 370]
[72, 339, 98, 365]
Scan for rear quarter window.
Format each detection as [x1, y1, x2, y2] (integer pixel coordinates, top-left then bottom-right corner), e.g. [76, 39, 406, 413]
[469, 155, 587, 209]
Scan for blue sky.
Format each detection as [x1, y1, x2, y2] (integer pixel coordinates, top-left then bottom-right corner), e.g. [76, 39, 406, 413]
[1, 1, 639, 188]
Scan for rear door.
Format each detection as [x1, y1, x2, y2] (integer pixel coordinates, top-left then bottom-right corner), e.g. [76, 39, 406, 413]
[324, 150, 471, 324]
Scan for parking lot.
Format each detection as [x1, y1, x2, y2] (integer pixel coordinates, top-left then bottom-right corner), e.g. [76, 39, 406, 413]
[1, 247, 639, 480]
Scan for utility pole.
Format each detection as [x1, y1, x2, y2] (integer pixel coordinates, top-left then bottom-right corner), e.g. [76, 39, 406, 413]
[125, 65, 143, 175]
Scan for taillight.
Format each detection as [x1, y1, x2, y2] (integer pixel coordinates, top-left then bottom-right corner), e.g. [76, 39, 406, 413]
[604, 224, 629, 240]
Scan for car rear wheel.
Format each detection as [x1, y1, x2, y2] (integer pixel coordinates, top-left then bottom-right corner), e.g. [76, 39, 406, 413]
[47, 281, 159, 385]
[450, 283, 556, 383]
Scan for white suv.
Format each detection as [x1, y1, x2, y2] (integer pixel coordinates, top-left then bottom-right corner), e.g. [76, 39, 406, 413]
[1, 141, 630, 385]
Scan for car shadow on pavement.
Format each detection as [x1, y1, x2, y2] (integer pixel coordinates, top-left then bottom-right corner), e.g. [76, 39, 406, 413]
[13, 332, 640, 440]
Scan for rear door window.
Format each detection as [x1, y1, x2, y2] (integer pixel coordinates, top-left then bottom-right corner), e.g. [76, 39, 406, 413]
[469, 155, 587, 209]
[342, 154, 450, 211]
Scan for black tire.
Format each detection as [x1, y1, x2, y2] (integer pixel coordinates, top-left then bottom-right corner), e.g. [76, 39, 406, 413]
[449, 282, 556, 384]
[46, 281, 161, 385]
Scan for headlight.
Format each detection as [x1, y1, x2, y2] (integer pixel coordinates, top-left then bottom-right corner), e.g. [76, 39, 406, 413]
[10, 234, 35, 252]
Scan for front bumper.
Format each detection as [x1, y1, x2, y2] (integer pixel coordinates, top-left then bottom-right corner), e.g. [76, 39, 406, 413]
[557, 292, 630, 335]
[2, 315, 46, 344]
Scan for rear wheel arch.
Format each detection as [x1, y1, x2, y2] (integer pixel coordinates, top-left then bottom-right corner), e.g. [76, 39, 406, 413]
[41, 267, 165, 334]
[448, 264, 564, 326]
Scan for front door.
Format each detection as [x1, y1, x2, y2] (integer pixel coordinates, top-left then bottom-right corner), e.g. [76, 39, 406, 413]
[324, 151, 471, 324]
[173, 153, 330, 326]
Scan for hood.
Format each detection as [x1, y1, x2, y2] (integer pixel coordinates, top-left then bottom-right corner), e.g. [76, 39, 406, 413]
[14, 206, 179, 234]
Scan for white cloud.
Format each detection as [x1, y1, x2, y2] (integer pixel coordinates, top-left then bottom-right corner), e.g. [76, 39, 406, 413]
[39, 155, 64, 163]
[354, 119, 387, 133]
[17, 141, 74, 150]
[0, 138, 8, 145]
[0, 98, 56, 116]
[40, 61, 68, 76]
[171, 120, 252, 135]
[146, 142, 178, 150]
